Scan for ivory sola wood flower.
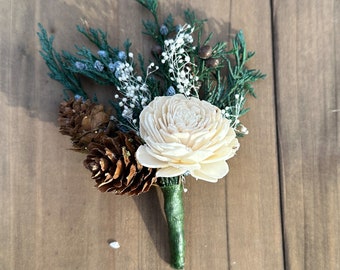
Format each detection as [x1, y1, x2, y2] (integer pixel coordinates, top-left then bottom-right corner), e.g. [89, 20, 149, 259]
[136, 94, 240, 182]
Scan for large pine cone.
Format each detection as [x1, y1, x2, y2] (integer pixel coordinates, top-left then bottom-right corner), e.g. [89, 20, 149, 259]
[58, 98, 110, 149]
[83, 131, 157, 196]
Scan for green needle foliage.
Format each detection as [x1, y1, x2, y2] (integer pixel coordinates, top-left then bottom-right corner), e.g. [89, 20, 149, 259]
[37, 23, 87, 99]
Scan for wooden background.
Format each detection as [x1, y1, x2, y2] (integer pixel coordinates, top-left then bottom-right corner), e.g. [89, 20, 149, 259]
[0, 0, 339, 269]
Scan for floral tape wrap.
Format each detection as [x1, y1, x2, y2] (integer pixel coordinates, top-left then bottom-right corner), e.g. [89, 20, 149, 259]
[161, 183, 185, 269]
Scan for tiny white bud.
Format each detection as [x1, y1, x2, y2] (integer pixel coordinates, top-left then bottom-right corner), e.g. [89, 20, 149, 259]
[240, 124, 249, 134]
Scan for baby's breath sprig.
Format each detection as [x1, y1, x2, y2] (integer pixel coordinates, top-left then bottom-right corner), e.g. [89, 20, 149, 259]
[161, 24, 200, 96]
[111, 53, 159, 131]
[137, 0, 201, 96]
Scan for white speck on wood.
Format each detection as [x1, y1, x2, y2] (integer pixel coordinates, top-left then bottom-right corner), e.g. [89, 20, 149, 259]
[109, 241, 120, 249]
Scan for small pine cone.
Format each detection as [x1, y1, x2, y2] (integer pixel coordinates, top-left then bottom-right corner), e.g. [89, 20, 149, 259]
[83, 131, 157, 196]
[206, 58, 220, 68]
[58, 98, 110, 149]
[198, 45, 213, 59]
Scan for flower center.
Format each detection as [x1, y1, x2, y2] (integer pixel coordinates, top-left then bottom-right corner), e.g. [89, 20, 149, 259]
[173, 106, 201, 132]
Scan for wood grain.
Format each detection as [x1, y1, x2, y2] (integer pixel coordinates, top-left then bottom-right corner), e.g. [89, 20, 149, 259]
[273, 0, 340, 269]
[225, 0, 284, 269]
[0, 0, 338, 269]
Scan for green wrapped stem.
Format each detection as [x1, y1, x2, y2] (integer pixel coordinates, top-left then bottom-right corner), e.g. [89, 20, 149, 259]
[161, 184, 185, 269]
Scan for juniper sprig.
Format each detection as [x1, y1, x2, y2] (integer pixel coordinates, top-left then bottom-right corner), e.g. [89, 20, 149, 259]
[37, 23, 160, 132]
[37, 23, 87, 99]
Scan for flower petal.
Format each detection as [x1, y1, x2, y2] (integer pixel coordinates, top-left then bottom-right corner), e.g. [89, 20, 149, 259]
[191, 160, 229, 182]
[136, 145, 168, 168]
[181, 149, 213, 163]
[156, 167, 188, 178]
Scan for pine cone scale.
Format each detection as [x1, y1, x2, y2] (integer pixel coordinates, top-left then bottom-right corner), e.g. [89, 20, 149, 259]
[112, 160, 123, 179]
[99, 158, 109, 171]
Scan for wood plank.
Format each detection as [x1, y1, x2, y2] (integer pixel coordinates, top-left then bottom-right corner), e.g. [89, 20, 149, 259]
[273, 0, 340, 269]
[0, 1, 12, 269]
[0, 0, 283, 269]
[225, 0, 284, 269]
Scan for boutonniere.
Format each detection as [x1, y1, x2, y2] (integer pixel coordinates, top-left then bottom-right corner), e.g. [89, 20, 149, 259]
[38, 0, 265, 268]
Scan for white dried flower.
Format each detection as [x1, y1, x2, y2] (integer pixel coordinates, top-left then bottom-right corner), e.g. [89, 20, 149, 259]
[112, 53, 158, 130]
[136, 94, 240, 182]
[221, 93, 246, 131]
[161, 24, 199, 97]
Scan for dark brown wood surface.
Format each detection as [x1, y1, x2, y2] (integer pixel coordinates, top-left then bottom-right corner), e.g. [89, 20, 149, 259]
[0, 0, 338, 269]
